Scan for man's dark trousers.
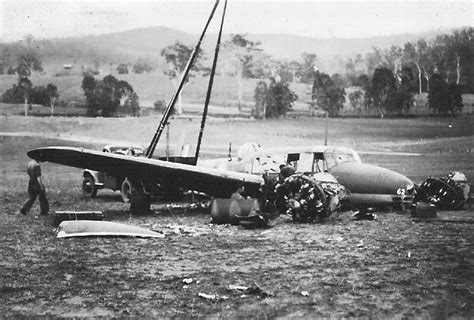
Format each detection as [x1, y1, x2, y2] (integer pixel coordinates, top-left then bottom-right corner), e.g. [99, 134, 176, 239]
[20, 180, 49, 215]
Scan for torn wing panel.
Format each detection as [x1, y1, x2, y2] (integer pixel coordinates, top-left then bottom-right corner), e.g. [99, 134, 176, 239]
[28, 147, 264, 198]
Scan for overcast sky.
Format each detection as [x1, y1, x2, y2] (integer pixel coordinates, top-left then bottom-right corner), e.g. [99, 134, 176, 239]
[1, 0, 472, 42]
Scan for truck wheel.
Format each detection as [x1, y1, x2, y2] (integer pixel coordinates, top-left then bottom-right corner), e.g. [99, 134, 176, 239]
[128, 180, 151, 214]
[121, 178, 133, 203]
[83, 175, 98, 198]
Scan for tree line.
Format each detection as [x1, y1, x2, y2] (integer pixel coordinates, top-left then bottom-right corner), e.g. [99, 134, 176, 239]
[242, 28, 473, 118]
[0, 35, 141, 117]
[1, 28, 472, 118]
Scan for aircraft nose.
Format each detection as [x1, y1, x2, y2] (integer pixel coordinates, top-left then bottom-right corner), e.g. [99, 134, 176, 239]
[329, 162, 414, 195]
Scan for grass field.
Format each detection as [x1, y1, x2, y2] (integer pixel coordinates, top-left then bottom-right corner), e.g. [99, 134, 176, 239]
[1, 114, 473, 318]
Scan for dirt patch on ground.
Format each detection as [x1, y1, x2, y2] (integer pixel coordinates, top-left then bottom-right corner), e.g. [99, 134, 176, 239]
[1, 117, 473, 318]
[1, 203, 473, 318]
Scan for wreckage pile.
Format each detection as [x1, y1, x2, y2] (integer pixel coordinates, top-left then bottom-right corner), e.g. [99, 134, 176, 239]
[416, 171, 470, 210]
[275, 174, 331, 223]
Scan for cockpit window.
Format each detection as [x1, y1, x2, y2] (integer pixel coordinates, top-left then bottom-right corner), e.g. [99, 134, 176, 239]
[286, 152, 326, 173]
[324, 147, 361, 169]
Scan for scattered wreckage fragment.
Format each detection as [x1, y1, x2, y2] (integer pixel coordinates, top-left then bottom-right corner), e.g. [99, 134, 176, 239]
[56, 220, 165, 238]
[415, 171, 470, 210]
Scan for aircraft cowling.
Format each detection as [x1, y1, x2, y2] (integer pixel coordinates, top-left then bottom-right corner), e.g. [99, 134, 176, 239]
[328, 162, 414, 195]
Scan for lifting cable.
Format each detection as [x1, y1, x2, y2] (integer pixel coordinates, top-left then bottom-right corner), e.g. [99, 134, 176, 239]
[194, 0, 228, 164]
[146, 0, 220, 158]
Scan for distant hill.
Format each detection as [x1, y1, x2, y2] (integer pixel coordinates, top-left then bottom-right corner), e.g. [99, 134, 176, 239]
[31, 26, 453, 73]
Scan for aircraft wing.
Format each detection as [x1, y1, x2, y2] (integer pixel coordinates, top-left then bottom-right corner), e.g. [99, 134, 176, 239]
[28, 147, 264, 198]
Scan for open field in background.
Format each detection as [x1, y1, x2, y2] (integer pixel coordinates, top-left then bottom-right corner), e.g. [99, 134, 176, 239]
[2, 74, 474, 116]
[1, 113, 473, 183]
[1, 119, 474, 317]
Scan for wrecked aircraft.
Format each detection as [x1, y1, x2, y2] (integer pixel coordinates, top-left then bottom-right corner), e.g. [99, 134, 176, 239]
[26, 0, 415, 223]
[200, 145, 415, 221]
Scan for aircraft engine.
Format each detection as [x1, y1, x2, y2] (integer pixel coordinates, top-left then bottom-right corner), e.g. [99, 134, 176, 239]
[415, 171, 469, 210]
[275, 174, 331, 223]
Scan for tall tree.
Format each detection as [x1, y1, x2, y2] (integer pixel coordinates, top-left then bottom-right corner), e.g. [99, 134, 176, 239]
[123, 92, 140, 117]
[81, 74, 136, 117]
[312, 71, 346, 117]
[348, 90, 364, 117]
[16, 51, 43, 77]
[298, 53, 318, 84]
[383, 45, 404, 83]
[403, 40, 428, 94]
[0, 46, 15, 75]
[428, 74, 464, 115]
[161, 41, 204, 114]
[428, 73, 449, 115]
[365, 47, 385, 76]
[252, 80, 267, 119]
[223, 34, 262, 111]
[265, 78, 297, 118]
[18, 77, 32, 116]
[445, 29, 473, 88]
[345, 53, 365, 86]
[82, 75, 99, 116]
[46, 83, 59, 116]
[288, 60, 302, 83]
[369, 67, 397, 117]
[15, 35, 43, 77]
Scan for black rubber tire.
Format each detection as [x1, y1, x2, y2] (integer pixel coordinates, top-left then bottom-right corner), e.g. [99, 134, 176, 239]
[121, 178, 133, 203]
[82, 175, 98, 198]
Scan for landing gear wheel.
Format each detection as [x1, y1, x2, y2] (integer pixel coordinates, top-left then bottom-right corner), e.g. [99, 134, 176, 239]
[82, 175, 98, 198]
[128, 179, 151, 214]
[275, 174, 328, 223]
[121, 178, 133, 203]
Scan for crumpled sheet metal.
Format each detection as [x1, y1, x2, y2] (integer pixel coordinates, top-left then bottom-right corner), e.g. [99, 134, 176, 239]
[416, 173, 469, 210]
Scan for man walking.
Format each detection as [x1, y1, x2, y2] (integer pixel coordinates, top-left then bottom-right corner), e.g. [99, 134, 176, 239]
[19, 159, 49, 215]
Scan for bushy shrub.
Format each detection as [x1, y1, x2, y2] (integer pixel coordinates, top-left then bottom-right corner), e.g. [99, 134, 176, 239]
[251, 78, 299, 119]
[1, 84, 24, 103]
[30, 86, 50, 106]
[117, 63, 129, 74]
[81, 74, 138, 117]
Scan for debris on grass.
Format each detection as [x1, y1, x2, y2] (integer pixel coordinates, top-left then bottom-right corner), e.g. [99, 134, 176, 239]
[228, 284, 248, 291]
[226, 283, 272, 298]
[198, 293, 228, 301]
[352, 208, 377, 221]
